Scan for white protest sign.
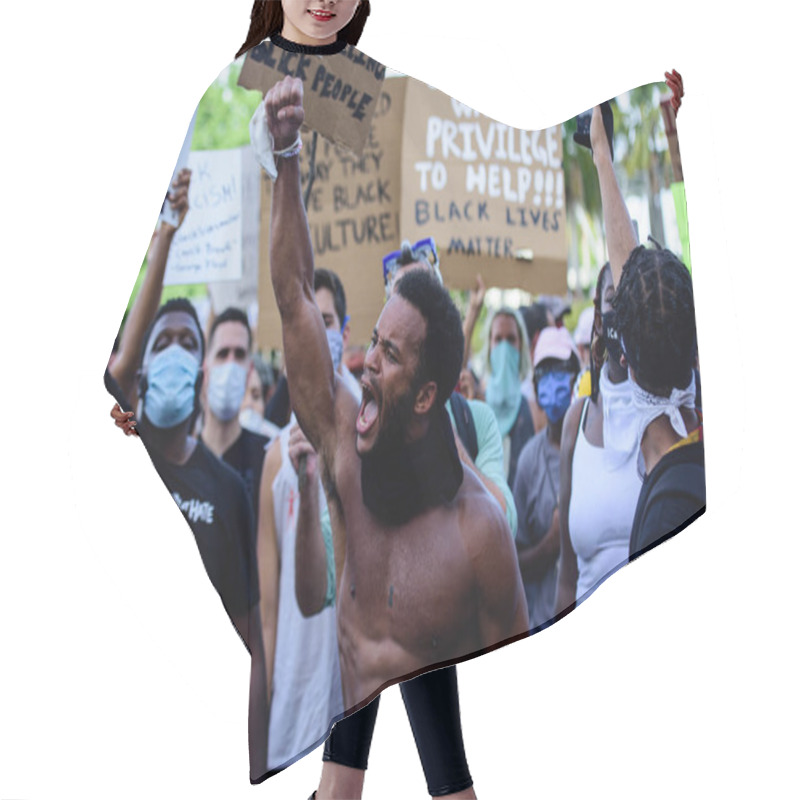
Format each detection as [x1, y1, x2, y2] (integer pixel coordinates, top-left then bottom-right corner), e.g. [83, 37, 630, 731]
[164, 148, 243, 286]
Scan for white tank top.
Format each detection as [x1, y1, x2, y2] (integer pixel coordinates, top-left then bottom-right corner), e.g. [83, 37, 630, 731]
[268, 422, 343, 770]
[568, 381, 642, 601]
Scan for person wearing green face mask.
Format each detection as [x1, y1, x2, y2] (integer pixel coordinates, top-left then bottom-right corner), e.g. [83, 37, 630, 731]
[485, 308, 535, 488]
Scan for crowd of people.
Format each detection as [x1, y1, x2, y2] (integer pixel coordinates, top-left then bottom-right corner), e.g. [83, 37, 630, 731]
[105, 1, 700, 795]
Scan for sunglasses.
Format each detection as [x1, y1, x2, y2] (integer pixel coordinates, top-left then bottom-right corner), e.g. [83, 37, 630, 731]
[382, 238, 439, 286]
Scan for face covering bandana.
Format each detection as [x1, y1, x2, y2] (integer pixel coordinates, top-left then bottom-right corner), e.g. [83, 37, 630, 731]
[601, 311, 624, 366]
[326, 327, 344, 371]
[143, 344, 200, 429]
[631, 370, 696, 446]
[598, 362, 637, 467]
[486, 340, 522, 437]
[536, 370, 573, 424]
[207, 361, 248, 422]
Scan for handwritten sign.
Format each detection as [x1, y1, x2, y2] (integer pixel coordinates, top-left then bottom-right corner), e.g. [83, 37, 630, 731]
[164, 149, 243, 286]
[207, 145, 261, 312]
[399, 80, 567, 294]
[238, 41, 386, 156]
[257, 77, 405, 351]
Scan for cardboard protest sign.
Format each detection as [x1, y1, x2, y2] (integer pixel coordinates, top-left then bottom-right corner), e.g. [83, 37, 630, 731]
[399, 80, 567, 294]
[238, 41, 386, 156]
[207, 145, 261, 313]
[164, 148, 244, 286]
[257, 77, 405, 352]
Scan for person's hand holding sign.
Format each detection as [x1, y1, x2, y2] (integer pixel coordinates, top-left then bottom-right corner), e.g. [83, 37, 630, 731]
[161, 167, 192, 232]
[266, 76, 306, 151]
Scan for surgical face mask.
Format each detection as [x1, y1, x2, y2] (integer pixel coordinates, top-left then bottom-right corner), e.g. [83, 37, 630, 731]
[601, 311, 623, 366]
[326, 327, 344, 371]
[486, 341, 522, 436]
[207, 361, 248, 422]
[143, 344, 200, 429]
[536, 370, 573, 424]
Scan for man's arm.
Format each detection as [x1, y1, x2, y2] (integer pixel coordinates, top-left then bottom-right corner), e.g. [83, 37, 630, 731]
[267, 77, 338, 460]
[257, 439, 281, 706]
[468, 399, 518, 537]
[461, 273, 486, 369]
[516, 508, 560, 583]
[108, 168, 191, 406]
[590, 107, 638, 289]
[469, 500, 529, 647]
[288, 424, 335, 617]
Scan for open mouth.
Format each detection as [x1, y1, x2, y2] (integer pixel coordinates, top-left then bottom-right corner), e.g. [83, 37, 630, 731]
[357, 381, 379, 437]
[308, 9, 335, 22]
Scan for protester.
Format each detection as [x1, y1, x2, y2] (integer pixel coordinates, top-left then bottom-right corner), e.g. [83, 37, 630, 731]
[200, 308, 271, 516]
[520, 301, 555, 432]
[240, 353, 280, 439]
[128, 298, 268, 778]
[513, 327, 580, 629]
[484, 307, 535, 486]
[264, 69, 527, 728]
[108, 168, 191, 424]
[555, 264, 641, 615]
[588, 103, 704, 559]
[304, 240, 518, 800]
[256, 268, 361, 773]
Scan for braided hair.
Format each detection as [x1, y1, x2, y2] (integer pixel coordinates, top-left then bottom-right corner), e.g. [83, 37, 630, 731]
[236, 1, 372, 59]
[612, 245, 697, 397]
[589, 262, 611, 402]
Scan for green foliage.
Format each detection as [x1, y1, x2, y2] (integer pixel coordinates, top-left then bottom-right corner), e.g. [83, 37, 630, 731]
[191, 61, 263, 151]
[123, 62, 264, 319]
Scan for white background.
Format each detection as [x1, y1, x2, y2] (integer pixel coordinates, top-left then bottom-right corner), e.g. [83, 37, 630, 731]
[1, 1, 797, 798]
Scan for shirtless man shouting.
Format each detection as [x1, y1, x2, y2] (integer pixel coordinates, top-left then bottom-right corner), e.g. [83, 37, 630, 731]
[266, 76, 527, 711]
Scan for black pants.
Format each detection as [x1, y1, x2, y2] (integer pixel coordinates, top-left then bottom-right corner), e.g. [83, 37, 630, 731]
[323, 665, 472, 797]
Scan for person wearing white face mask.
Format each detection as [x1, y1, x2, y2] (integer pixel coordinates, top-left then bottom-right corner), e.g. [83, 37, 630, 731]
[588, 103, 704, 561]
[200, 307, 273, 524]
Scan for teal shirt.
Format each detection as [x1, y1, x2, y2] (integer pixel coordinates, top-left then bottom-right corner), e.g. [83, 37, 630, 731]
[318, 396, 517, 607]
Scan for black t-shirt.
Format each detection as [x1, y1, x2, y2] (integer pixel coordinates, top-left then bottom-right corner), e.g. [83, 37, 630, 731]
[219, 428, 270, 522]
[629, 439, 706, 560]
[152, 440, 259, 619]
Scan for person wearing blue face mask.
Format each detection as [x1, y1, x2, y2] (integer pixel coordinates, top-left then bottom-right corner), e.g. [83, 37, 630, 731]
[131, 298, 270, 777]
[512, 326, 580, 630]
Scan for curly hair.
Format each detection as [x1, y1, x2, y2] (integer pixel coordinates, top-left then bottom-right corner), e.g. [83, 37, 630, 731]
[393, 268, 464, 408]
[236, 1, 371, 59]
[589, 262, 611, 402]
[612, 245, 697, 397]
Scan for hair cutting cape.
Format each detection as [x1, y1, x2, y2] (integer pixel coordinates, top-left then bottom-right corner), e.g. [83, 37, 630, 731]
[104, 37, 704, 783]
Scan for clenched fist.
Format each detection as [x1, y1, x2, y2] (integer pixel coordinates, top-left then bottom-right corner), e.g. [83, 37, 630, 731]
[265, 76, 305, 151]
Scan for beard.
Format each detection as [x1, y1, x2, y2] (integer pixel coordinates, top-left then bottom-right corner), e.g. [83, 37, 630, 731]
[370, 384, 417, 457]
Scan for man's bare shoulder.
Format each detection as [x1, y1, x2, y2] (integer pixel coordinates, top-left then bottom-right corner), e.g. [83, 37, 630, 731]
[457, 468, 512, 554]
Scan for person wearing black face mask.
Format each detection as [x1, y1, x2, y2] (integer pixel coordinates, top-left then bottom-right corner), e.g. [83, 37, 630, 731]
[554, 264, 643, 616]
[512, 327, 580, 630]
